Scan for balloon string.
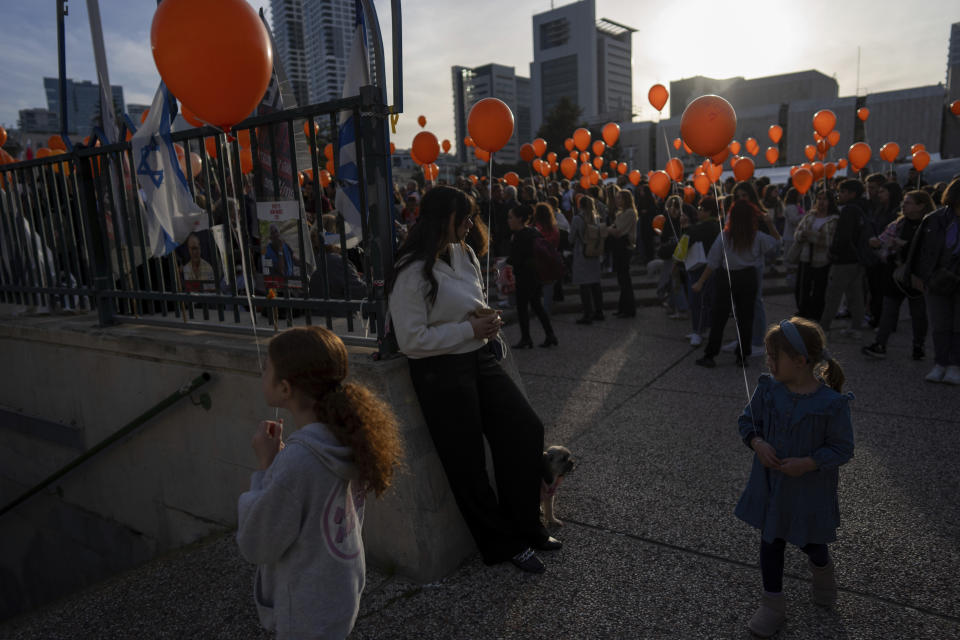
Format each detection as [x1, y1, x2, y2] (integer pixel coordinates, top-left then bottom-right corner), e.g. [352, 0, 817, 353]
[485, 154, 493, 305]
[657, 114, 682, 242]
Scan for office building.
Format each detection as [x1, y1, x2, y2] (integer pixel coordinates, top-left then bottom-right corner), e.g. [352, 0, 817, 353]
[18, 108, 60, 134]
[530, 0, 635, 134]
[43, 77, 125, 135]
[670, 70, 838, 116]
[270, 0, 310, 106]
[452, 64, 531, 164]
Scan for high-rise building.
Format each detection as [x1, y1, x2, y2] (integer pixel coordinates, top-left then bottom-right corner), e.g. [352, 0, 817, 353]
[270, 0, 310, 107]
[43, 77, 124, 134]
[948, 22, 960, 101]
[670, 71, 837, 116]
[530, 0, 635, 134]
[451, 64, 531, 164]
[18, 108, 60, 134]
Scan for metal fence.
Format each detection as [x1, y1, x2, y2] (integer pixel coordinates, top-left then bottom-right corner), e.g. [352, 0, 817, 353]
[0, 86, 396, 352]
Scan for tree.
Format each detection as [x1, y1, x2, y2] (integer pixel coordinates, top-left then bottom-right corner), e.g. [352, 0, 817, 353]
[536, 96, 587, 159]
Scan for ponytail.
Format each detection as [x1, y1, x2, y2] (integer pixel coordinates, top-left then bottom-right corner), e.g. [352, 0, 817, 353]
[817, 357, 845, 393]
[314, 382, 404, 497]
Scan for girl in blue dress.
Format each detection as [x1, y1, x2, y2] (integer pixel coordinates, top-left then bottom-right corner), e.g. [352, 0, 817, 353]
[735, 317, 854, 638]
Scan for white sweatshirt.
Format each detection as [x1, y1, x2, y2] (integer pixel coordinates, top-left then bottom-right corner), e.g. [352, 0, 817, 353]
[389, 243, 488, 359]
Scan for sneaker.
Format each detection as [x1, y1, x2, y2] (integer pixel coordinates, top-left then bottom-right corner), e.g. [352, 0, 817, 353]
[862, 343, 886, 359]
[912, 345, 925, 361]
[925, 364, 946, 383]
[689, 334, 703, 347]
[510, 547, 545, 573]
[721, 340, 738, 353]
[695, 355, 716, 368]
[944, 366, 960, 385]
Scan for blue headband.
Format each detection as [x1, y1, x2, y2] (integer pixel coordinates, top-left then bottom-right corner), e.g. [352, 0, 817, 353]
[779, 320, 809, 359]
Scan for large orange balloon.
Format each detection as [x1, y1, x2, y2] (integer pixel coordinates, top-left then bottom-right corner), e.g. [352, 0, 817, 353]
[812, 109, 836, 137]
[532, 138, 547, 157]
[693, 174, 711, 195]
[591, 140, 606, 157]
[768, 125, 782, 144]
[442, 139, 451, 154]
[467, 98, 514, 152]
[765, 147, 779, 165]
[151, 0, 272, 130]
[628, 169, 641, 186]
[602, 122, 620, 146]
[237, 128, 253, 149]
[573, 128, 591, 151]
[912, 150, 930, 171]
[733, 157, 755, 182]
[680, 95, 737, 157]
[804, 144, 816, 161]
[648, 84, 669, 111]
[417, 115, 427, 128]
[412, 131, 440, 165]
[857, 107, 869, 121]
[652, 214, 666, 231]
[879, 142, 899, 163]
[665, 158, 684, 182]
[560, 157, 577, 179]
[579, 175, 591, 189]
[792, 168, 813, 195]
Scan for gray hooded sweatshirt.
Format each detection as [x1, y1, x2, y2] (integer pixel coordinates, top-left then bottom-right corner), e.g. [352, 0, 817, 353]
[237, 422, 365, 640]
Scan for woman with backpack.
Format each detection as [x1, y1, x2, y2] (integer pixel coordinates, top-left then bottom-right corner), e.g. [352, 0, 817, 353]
[571, 195, 605, 325]
[507, 204, 558, 348]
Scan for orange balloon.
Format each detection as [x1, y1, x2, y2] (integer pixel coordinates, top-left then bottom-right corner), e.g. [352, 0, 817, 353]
[857, 107, 870, 121]
[912, 149, 930, 171]
[48, 135, 67, 151]
[417, 115, 427, 128]
[768, 125, 783, 144]
[792, 168, 813, 195]
[503, 171, 520, 187]
[181, 104, 204, 128]
[390, 142, 396, 155]
[694, 174, 711, 195]
[683, 141, 692, 154]
[817, 139, 829, 155]
[589, 172, 600, 185]
[651, 214, 666, 231]
[680, 95, 737, 157]
[592, 140, 606, 157]
[804, 144, 816, 161]
[151, 0, 272, 130]
[811, 162, 824, 181]
[628, 169, 642, 186]
[36, 147, 52, 158]
[673, 137, 682, 150]
[532, 138, 547, 157]
[0, 126, 6, 148]
[602, 122, 620, 146]
[236, 128, 252, 149]
[838, 158, 848, 169]
[952, 100, 960, 116]
[789, 166, 799, 177]
[879, 142, 899, 163]
[711, 148, 730, 165]
[564, 137, 575, 151]
[204, 137, 218, 158]
[519, 143, 536, 163]
[442, 139, 451, 154]
[706, 162, 723, 183]
[573, 128, 591, 151]
[825, 162, 837, 179]
[579, 151, 591, 163]
[733, 157, 755, 181]
[745, 137, 759, 155]
[579, 162, 591, 177]
[683, 186, 696, 203]
[760, 147, 776, 165]
[609, 160, 618, 170]
[540, 162, 552, 177]
[593, 157, 604, 170]
[580, 175, 591, 189]
[617, 162, 627, 175]
[547, 152, 558, 164]
[812, 109, 836, 137]
[468, 98, 514, 152]
[910, 143, 925, 155]
[325, 159, 335, 175]
[665, 158, 683, 182]
[729, 140, 741, 155]
[319, 169, 331, 187]
[648, 84, 669, 111]
[424, 163, 439, 180]
[827, 130, 840, 147]
[469, 174, 478, 185]
[239, 147, 253, 174]
[474, 147, 490, 162]
[412, 131, 440, 165]
[464, 136, 474, 147]
[560, 157, 577, 179]
[570, 150, 579, 159]
[532, 158, 543, 173]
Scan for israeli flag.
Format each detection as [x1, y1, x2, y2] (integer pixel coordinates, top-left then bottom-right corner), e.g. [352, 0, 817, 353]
[131, 83, 206, 257]
[334, 0, 369, 240]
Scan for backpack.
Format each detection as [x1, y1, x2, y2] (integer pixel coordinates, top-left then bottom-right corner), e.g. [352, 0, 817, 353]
[581, 215, 605, 258]
[533, 235, 564, 283]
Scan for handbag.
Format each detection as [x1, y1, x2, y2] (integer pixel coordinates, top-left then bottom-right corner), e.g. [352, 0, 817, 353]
[683, 240, 707, 271]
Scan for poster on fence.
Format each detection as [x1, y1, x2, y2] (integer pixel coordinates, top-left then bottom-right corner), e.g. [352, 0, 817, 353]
[179, 231, 217, 293]
[257, 200, 308, 290]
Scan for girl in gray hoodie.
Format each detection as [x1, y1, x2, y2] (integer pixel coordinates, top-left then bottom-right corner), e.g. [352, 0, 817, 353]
[238, 327, 403, 639]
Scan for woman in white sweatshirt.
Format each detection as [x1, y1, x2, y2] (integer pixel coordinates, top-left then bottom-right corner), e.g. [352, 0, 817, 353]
[388, 186, 559, 574]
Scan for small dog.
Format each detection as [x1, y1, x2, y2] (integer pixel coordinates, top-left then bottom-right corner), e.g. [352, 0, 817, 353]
[540, 445, 575, 527]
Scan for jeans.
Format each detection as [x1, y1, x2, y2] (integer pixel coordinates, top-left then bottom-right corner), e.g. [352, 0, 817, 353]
[704, 267, 758, 360]
[926, 292, 960, 366]
[761, 538, 830, 593]
[796, 262, 831, 321]
[407, 348, 548, 563]
[820, 263, 865, 331]
[579, 283, 604, 319]
[515, 277, 554, 342]
[875, 292, 927, 348]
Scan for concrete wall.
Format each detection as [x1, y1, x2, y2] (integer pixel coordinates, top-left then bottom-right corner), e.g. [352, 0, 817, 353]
[0, 311, 514, 617]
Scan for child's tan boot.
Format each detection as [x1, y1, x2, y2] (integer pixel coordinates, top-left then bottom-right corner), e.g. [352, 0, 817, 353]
[809, 559, 838, 607]
[748, 591, 785, 638]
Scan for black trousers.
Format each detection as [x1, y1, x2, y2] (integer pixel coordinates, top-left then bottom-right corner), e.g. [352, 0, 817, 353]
[613, 237, 636, 316]
[407, 348, 548, 563]
[704, 266, 758, 360]
[876, 291, 927, 347]
[515, 277, 555, 341]
[761, 537, 830, 593]
[796, 262, 831, 322]
[578, 283, 604, 318]
[866, 263, 886, 323]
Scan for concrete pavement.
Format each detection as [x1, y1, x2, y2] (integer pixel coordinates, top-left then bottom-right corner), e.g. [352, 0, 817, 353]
[2, 292, 959, 639]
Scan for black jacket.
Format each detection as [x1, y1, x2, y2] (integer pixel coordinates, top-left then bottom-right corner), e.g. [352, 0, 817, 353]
[913, 207, 960, 283]
[507, 226, 542, 288]
[830, 197, 870, 265]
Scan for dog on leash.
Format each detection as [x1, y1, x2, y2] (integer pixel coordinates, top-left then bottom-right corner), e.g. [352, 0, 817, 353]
[540, 445, 575, 527]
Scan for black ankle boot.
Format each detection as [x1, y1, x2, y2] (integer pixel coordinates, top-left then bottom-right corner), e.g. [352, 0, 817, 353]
[512, 338, 533, 349]
[540, 335, 558, 348]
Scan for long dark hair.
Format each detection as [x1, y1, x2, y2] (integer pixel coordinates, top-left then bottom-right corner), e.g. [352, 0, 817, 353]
[389, 186, 481, 305]
[725, 199, 760, 252]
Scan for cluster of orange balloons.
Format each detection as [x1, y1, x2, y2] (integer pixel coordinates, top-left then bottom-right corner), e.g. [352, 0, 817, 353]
[514, 120, 623, 188]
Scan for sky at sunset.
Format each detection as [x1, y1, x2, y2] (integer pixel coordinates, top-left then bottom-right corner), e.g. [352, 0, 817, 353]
[0, 1, 956, 150]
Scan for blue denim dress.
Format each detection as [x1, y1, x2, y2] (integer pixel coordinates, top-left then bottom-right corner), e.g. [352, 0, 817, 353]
[735, 374, 855, 547]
